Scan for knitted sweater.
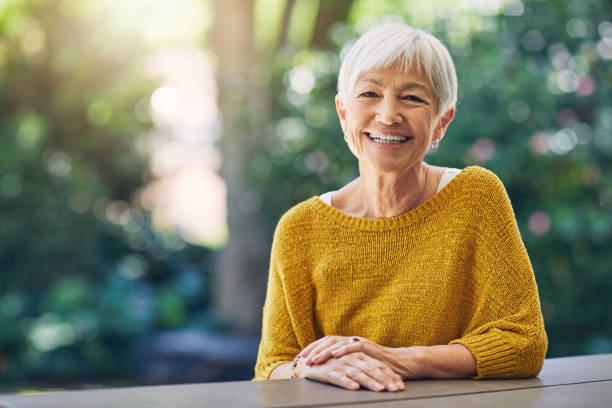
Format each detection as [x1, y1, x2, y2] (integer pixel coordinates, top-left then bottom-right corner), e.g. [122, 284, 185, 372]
[254, 166, 548, 380]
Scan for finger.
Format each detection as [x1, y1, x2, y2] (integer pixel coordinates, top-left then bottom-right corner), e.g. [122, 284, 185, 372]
[305, 338, 345, 365]
[299, 339, 322, 358]
[309, 342, 348, 365]
[357, 354, 404, 388]
[300, 336, 338, 358]
[344, 366, 385, 392]
[304, 361, 361, 391]
[346, 354, 404, 392]
[309, 336, 363, 364]
[333, 344, 403, 389]
[331, 342, 366, 359]
[328, 370, 361, 391]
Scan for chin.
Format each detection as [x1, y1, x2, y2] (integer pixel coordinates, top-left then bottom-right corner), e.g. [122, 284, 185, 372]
[361, 160, 414, 175]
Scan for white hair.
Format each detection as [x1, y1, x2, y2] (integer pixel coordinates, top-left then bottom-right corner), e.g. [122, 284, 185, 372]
[337, 23, 457, 114]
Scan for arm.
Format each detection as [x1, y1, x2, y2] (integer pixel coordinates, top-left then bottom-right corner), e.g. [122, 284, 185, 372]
[253, 223, 301, 380]
[302, 336, 476, 379]
[269, 362, 292, 379]
[448, 170, 548, 378]
[384, 344, 476, 378]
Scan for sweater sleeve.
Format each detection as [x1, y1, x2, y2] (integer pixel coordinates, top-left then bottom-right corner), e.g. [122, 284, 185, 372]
[253, 221, 301, 380]
[449, 170, 548, 379]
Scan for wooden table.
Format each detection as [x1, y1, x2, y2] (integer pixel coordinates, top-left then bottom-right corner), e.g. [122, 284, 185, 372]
[1, 354, 610, 407]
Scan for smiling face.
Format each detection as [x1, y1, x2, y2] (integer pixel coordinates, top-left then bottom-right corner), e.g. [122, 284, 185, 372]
[336, 64, 454, 175]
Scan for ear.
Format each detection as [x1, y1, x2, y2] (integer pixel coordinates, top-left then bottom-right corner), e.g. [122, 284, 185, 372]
[335, 95, 348, 133]
[433, 107, 455, 143]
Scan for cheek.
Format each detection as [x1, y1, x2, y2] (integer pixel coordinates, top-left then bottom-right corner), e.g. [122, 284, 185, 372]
[422, 111, 437, 135]
[347, 104, 371, 124]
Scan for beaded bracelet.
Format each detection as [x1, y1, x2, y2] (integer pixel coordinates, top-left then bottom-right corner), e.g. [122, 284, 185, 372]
[290, 354, 301, 379]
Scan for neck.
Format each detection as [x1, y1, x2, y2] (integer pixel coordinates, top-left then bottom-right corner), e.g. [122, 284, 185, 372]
[352, 162, 429, 219]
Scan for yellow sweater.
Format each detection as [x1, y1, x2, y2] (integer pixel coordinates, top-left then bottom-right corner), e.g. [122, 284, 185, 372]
[254, 166, 547, 380]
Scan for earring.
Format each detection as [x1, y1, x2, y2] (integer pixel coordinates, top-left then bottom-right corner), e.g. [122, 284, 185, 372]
[343, 132, 348, 143]
[431, 140, 439, 149]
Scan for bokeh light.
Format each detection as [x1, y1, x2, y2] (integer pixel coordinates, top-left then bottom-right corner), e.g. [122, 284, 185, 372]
[528, 211, 551, 235]
[470, 138, 496, 162]
[1, 0, 611, 390]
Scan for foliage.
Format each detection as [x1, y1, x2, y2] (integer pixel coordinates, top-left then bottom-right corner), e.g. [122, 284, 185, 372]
[0, 0, 611, 391]
[0, 0, 216, 389]
[247, 0, 612, 358]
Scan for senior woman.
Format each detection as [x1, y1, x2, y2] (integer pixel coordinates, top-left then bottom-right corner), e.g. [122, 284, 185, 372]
[253, 23, 547, 392]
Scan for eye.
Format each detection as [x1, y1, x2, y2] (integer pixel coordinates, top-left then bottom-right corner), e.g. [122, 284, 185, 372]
[401, 95, 425, 103]
[359, 91, 379, 98]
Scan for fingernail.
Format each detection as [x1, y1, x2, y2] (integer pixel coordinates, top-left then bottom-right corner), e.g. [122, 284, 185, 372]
[375, 384, 384, 391]
[388, 384, 397, 392]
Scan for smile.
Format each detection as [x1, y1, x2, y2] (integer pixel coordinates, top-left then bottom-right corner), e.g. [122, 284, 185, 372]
[366, 132, 411, 144]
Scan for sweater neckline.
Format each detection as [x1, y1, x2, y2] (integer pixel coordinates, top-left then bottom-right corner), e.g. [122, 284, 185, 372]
[313, 166, 479, 231]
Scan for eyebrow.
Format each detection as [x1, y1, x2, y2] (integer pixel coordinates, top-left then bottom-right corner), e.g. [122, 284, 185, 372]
[360, 78, 429, 91]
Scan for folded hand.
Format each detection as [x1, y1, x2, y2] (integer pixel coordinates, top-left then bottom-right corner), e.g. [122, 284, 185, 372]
[299, 335, 421, 380]
[300, 351, 405, 392]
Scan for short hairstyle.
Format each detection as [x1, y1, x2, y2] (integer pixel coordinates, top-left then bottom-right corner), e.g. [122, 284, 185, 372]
[337, 23, 457, 114]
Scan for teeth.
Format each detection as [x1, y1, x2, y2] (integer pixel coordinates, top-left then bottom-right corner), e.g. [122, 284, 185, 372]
[368, 133, 409, 144]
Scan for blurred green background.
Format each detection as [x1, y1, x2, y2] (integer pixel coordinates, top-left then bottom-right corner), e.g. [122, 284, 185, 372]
[0, 0, 610, 392]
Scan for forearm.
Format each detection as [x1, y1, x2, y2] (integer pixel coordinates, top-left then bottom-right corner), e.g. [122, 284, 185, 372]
[392, 344, 477, 379]
[269, 362, 293, 379]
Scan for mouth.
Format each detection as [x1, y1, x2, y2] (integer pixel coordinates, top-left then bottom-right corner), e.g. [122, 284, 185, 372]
[366, 132, 411, 145]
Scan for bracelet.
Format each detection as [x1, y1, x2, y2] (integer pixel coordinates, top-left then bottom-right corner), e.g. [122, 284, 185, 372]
[290, 354, 301, 379]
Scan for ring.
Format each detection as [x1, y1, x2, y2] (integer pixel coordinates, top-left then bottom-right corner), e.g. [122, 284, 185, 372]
[351, 337, 360, 342]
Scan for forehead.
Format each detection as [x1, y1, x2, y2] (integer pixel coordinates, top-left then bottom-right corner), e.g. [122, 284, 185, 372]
[354, 64, 432, 91]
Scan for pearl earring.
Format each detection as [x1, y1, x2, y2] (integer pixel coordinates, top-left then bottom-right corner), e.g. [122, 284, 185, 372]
[343, 132, 348, 143]
[431, 140, 439, 149]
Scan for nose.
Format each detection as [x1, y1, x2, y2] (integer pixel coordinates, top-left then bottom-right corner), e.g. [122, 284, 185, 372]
[375, 97, 403, 126]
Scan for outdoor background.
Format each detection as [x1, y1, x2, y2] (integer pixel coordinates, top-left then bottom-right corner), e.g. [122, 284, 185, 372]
[1, 0, 611, 391]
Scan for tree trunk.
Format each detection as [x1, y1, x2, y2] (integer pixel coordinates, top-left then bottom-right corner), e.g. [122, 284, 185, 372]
[310, 0, 354, 48]
[210, 0, 355, 334]
[279, 0, 297, 47]
[210, 0, 270, 334]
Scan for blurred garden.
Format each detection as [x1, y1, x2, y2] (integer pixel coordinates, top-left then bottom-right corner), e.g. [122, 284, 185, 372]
[0, 0, 611, 392]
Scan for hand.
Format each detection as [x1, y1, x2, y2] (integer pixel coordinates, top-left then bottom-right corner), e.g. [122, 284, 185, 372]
[300, 352, 405, 392]
[299, 335, 421, 379]
[300, 335, 369, 366]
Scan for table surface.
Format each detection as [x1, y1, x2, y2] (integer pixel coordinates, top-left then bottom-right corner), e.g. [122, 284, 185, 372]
[0, 354, 611, 408]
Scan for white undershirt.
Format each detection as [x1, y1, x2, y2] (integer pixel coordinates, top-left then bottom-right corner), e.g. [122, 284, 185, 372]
[318, 167, 461, 206]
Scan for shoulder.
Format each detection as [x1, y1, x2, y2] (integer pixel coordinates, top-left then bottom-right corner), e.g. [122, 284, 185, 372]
[275, 196, 320, 232]
[459, 166, 509, 201]
[270, 197, 327, 272]
[449, 166, 515, 221]
[271, 197, 321, 250]
[461, 166, 504, 188]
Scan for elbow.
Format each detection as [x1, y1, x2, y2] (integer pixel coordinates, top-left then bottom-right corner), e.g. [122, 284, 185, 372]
[508, 328, 548, 378]
[523, 329, 548, 377]
[472, 328, 548, 379]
